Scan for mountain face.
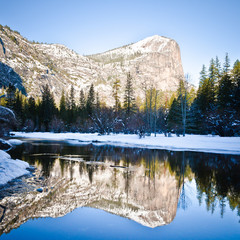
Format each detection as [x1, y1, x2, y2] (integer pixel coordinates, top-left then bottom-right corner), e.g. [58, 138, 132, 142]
[0, 26, 184, 104]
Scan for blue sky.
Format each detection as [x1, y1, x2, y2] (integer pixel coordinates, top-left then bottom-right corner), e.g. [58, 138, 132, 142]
[0, 0, 239, 86]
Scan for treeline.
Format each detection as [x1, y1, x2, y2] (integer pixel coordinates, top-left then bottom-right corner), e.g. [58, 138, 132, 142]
[0, 54, 239, 136]
[1, 73, 152, 134]
[167, 55, 240, 136]
[189, 54, 240, 136]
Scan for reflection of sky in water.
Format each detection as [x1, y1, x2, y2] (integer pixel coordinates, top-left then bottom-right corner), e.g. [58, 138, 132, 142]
[1, 140, 240, 239]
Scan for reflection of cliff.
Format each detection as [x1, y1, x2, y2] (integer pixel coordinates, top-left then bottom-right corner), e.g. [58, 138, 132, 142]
[0, 156, 181, 234]
[1, 143, 239, 236]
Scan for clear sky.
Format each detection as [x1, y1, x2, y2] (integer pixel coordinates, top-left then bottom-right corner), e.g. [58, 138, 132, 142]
[0, 0, 239, 86]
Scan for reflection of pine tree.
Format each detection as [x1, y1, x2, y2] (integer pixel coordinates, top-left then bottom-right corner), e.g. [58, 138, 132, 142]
[219, 197, 226, 218]
[196, 185, 203, 206]
[87, 164, 94, 183]
[178, 152, 189, 210]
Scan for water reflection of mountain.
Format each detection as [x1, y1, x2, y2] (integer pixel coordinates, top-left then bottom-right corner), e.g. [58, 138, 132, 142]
[1, 142, 240, 235]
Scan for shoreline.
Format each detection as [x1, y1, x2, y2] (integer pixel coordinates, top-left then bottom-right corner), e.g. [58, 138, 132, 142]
[11, 132, 240, 155]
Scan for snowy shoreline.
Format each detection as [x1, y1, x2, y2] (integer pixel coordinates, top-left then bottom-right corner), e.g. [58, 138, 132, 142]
[11, 132, 240, 155]
[0, 150, 30, 185]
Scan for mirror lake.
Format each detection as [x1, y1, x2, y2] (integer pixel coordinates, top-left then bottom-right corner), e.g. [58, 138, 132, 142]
[0, 139, 240, 240]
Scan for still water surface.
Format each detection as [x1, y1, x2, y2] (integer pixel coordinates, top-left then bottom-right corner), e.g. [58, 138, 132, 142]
[0, 139, 240, 239]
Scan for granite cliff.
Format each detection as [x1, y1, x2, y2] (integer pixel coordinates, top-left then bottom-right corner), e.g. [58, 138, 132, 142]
[0, 25, 184, 104]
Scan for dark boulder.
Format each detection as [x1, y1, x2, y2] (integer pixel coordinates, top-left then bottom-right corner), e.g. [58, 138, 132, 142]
[0, 139, 12, 150]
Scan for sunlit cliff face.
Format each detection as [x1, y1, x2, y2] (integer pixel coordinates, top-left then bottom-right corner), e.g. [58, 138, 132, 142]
[0, 26, 184, 104]
[0, 155, 181, 234]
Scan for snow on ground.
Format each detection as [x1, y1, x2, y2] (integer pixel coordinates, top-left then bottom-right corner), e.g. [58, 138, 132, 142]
[11, 132, 240, 155]
[0, 150, 30, 185]
[8, 139, 24, 145]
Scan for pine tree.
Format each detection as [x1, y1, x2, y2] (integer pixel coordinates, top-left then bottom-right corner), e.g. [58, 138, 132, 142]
[79, 89, 86, 119]
[199, 65, 207, 88]
[6, 83, 16, 109]
[167, 98, 182, 132]
[13, 90, 24, 126]
[96, 92, 100, 111]
[86, 84, 95, 116]
[232, 60, 240, 113]
[217, 53, 233, 109]
[208, 58, 218, 104]
[217, 73, 233, 109]
[123, 72, 136, 116]
[69, 85, 75, 112]
[223, 53, 230, 74]
[59, 90, 67, 122]
[197, 60, 218, 114]
[28, 96, 36, 122]
[24, 96, 37, 130]
[187, 98, 203, 134]
[79, 89, 85, 110]
[197, 65, 209, 113]
[40, 84, 56, 131]
[178, 78, 188, 136]
[68, 85, 76, 122]
[215, 56, 222, 78]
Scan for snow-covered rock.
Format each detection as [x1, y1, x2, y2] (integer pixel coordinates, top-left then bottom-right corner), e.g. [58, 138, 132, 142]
[8, 139, 23, 145]
[0, 150, 30, 185]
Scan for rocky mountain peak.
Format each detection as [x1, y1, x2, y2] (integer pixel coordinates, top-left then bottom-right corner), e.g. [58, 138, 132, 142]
[131, 35, 170, 52]
[0, 25, 184, 104]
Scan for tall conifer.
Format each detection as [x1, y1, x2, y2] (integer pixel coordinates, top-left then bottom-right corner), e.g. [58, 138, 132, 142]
[123, 72, 136, 116]
[86, 84, 95, 116]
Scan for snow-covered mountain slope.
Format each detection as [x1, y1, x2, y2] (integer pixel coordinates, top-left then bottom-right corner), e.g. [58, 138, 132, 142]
[0, 26, 184, 104]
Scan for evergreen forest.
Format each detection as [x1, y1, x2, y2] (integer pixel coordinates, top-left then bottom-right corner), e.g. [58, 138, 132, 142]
[1, 54, 239, 137]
